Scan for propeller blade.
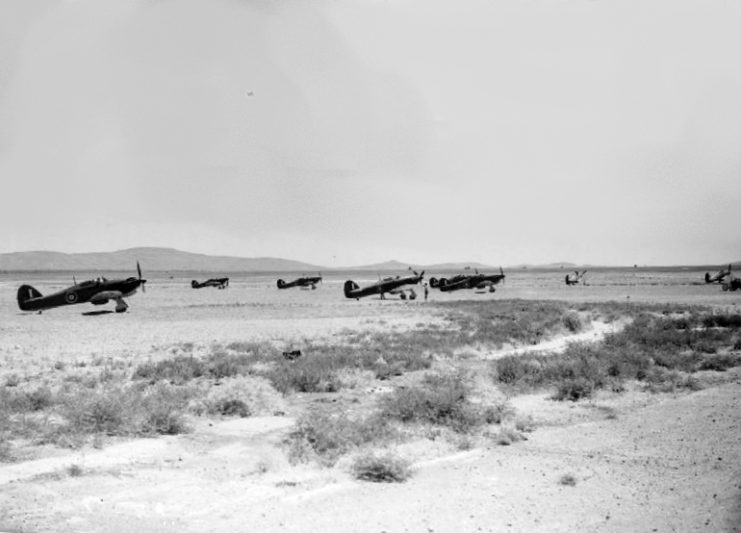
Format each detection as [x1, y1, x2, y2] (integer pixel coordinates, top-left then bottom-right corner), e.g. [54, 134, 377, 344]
[136, 261, 146, 293]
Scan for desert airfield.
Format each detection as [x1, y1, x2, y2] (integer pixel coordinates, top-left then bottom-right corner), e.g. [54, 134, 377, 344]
[1, 268, 740, 532]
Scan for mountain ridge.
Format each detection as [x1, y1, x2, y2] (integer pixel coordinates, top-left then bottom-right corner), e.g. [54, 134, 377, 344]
[1, 248, 737, 272]
[0, 248, 498, 272]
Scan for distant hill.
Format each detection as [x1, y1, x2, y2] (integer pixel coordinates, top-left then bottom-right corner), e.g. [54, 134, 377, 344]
[337, 260, 412, 271]
[0, 247, 323, 272]
[514, 262, 580, 269]
[334, 260, 497, 272]
[425, 262, 496, 271]
[0, 248, 506, 272]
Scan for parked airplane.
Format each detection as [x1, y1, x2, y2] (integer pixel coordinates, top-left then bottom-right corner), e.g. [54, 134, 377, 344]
[277, 275, 322, 290]
[705, 265, 731, 284]
[429, 268, 505, 293]
[718, 265, 741, 292]
[344, 270, 424, 300]
[565, 270, 587, 286]
[191, 278, 229, 289]
[429, 273, 470, 290]
[17, 263, 147, 313]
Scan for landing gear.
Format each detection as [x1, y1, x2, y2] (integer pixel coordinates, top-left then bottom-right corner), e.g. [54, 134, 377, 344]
[114, 298, 128, 313]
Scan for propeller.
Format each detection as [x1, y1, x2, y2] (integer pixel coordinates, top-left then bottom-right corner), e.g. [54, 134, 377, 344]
[137, 261, 147, 293]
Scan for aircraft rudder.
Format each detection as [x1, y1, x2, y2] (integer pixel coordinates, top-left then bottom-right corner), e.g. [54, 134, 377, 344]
[343, 280, 359, 298]
[277, 279, 285, 289]
[17, 285, 42, 310]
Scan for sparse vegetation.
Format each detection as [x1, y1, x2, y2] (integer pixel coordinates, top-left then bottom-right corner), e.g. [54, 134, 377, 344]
[493, 308, 741, 400]
[0, 380, 193, 456]
[194, 376, 286, 417]
[562, 311, 584, 333]
[379, 372, 488, 433]
[6, 300, 739, 466]
[285, 410, 393, 466]
[490, 426, 527, 446]
[351, 452, 412, 483]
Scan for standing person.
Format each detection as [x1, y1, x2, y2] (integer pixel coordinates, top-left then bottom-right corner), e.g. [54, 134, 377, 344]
[423, 283, 429, 301]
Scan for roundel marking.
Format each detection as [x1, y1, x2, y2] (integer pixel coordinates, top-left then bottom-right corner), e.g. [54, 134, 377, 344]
[65, 291, 78, 303]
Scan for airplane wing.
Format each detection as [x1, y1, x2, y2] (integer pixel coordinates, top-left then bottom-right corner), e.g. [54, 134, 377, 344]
[90, 290, 124, 305]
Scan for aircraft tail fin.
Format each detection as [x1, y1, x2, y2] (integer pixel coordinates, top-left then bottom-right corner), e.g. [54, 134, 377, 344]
[705, 272, 711, 283]
[344, 280, 359, 298]
[191, 280, 200, 289]
[277, 279, 286, 289]
[429, 277, 439, 288]
[17, 285, 42, 311]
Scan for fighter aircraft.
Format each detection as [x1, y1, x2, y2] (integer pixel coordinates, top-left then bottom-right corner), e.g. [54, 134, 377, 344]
[277, 275, 322, 290]
[429, 273, 470, 290]
[191, 278, 229, 289]
[565, 270, 587, 286]
[429, 268, 505, 293]
[705, 265, 731, 284]
[343, 269, 424, 300]
[716, 265, 741, 291]
[17, 263, 147, 314]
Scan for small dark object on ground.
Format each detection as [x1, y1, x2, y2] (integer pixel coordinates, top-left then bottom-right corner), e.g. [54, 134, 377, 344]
[283, 350, 302, 361]
[559, 474, 577, 486]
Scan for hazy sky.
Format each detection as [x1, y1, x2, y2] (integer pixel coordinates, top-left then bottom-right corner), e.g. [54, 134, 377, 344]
[2, 0, 740, 266]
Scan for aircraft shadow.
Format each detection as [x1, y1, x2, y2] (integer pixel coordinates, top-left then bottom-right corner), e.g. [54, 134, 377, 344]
[81, 310, 115, 316]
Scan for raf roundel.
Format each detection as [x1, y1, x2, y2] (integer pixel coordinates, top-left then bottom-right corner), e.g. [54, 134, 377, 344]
[65, 291, 78, 303]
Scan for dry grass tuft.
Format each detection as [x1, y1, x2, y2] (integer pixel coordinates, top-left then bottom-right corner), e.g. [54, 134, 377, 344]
[192, 375, 286, 417]
[351, 451, 413, 483]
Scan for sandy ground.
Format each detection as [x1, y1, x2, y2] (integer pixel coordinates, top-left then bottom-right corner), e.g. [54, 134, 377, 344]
[1, 273, 740, 532]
